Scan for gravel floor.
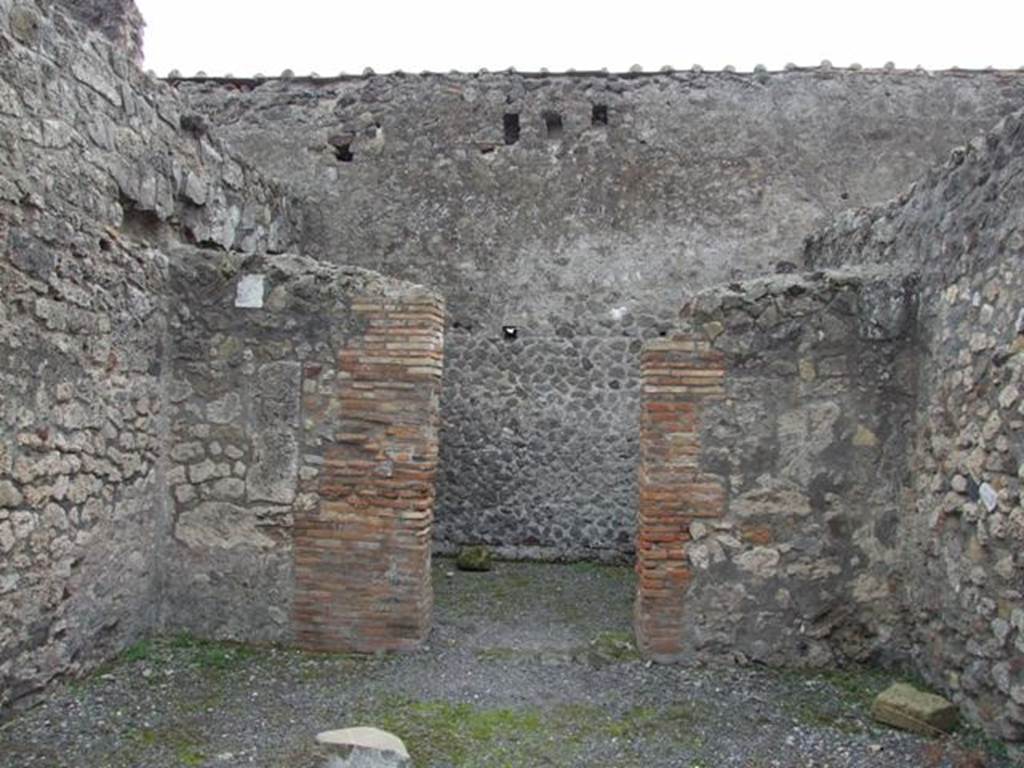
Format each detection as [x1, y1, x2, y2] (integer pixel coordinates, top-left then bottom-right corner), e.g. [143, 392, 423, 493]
[0, 559, 1015, 767]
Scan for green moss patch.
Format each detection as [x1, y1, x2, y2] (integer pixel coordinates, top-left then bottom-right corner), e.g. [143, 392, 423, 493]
[355, 696, 708, 767]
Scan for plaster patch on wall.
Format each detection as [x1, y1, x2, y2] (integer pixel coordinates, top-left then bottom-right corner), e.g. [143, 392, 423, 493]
[235, 274, 266, 309]
[979, 482, 999, 512]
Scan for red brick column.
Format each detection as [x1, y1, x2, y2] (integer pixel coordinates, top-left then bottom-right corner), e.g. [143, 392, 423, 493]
[293, 295, 445, 652]
[635, 336, 725, 659]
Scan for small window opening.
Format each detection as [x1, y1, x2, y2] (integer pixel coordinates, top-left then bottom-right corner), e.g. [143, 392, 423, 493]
[333, 143, 354, 162]
[592, 104, 609, 126]
[503, 113, 520, 145]
[543, 111, 563, 139]
[502, 325, 518, 340]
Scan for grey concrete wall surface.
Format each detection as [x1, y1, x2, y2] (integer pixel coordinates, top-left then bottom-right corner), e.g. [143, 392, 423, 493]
[175, 68, 1024, 558]
[807, 109, 1024, 745]
[672, 270, 918, 667]
[0, 0, 295, 712]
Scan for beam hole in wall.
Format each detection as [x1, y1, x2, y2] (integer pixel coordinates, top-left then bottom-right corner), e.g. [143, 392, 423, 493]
[502, 325, 518, 340]
[543, 111, 564, 139]
[333, 143, 354, 162]
[592, 104, 609, 126]
[328, 133, 355, 162]
[118, 193, 164, 243]
[503, 113, 520, 145]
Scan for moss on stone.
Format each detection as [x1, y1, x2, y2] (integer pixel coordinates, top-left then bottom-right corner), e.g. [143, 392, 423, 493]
[585, 630, 641, 664]
[456, 545, 493, 572]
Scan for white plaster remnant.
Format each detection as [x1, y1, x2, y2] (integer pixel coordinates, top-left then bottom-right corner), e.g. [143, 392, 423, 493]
[235, 273, 265, 308]
[979, 483, 999, 512]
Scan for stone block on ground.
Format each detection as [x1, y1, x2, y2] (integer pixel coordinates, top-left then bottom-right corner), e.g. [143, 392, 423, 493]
[456, 545, 493, 572]
[316, 727, 410, 767]
[870, 683, 958, 736]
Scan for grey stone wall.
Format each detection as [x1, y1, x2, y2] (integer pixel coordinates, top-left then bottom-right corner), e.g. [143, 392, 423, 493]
[0, 0, 294, 712]
[175, 69, 1024, 558]
[672, 270, 917, 666]
[53, 0, 144, 63]
[163, 249, 440, 643]
[807, 110, 1024, 745]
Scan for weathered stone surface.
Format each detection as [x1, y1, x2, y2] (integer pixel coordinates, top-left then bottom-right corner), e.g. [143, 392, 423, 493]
[808, 103, 1024, 748]
[57, 0, 145, 63]
[0, 0, 296, 712]
[871, 683, 958, 735]
[456, 545, 493, 572]
[174, 502, 278, 550]
[317, 726, 410, 767]
[319, 729, 411, 765]
[2, 0, 1023, 753]
[175, 67, 1024, 561]
[0, 481, 23, 508]
[246, 362, 301, 505]
[163, 250, 443, 651]
[640, 271, 916, 666]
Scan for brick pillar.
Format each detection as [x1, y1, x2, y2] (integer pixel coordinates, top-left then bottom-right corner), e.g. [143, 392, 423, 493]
[635, 336, 725, 659]
[293, 295, 445, 652]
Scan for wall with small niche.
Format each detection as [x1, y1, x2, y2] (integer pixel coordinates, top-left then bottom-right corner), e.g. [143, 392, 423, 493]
[177, 68, 1024, 560]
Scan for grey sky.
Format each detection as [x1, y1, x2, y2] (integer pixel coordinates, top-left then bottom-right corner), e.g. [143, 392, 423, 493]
[136, 0, 1024, 77]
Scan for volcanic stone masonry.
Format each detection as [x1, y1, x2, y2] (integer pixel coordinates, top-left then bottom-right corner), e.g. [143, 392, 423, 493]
[638, 270, 918, 667]
[2, 0, 1024, 755]
[165, 251, 444, 651]
[175, 62, 1024, 561]
[0, 0, 442, 712]
[806, 108, 1024, 743]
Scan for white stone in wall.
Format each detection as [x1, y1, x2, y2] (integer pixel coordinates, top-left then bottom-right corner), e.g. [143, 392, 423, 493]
[235, 273, 265, 308]
[979, 482, 999, 512]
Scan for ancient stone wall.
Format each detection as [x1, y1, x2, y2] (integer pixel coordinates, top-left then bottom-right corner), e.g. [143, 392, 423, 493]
[807, 110, 1024, 742]
[164, 250, 444, 651]
[175, 69, 1024, 558]
[0, 0, 294, 711]
[54, 0, 144, 63]
[637, 271, 918, 665]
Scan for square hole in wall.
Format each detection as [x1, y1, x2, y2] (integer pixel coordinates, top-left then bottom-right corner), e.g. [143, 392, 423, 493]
[503, 113, 520, 145]
[543, 111, 563, 139]
[592, 104, 608, 126]
[327, 133, 355, 162]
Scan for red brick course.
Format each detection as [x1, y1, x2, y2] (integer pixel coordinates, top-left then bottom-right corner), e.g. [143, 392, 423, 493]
[293, 296, 445, 652]
[635, 336, 725, 659]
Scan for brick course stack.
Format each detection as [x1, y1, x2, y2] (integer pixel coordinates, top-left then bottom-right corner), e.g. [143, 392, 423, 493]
[635, 336, 725, 658]
[293, 295, 445, 652]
